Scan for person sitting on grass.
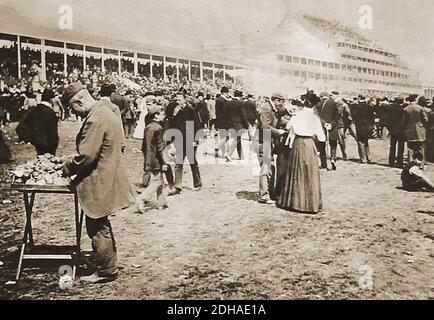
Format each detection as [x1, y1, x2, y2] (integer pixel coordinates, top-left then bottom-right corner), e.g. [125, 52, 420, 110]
[401, 157, 434, 192]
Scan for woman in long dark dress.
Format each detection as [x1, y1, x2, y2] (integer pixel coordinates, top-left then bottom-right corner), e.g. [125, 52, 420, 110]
[277, 107, 325, 214]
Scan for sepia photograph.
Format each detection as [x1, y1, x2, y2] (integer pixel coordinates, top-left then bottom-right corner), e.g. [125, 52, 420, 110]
[0, 0, 433, 304]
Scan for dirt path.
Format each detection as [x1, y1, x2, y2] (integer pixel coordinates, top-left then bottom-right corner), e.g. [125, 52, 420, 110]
[0, 121, 433, 299]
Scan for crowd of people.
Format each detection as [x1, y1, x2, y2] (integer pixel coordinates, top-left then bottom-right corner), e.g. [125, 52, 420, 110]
[1, 69, 434, 283]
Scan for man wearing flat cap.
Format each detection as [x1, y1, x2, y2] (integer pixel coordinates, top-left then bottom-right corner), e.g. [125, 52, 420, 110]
[16, 88, 59, 155]
[62, 82, 135, 283]
[256, 93, 288, 204]
[137, 101, 168, 213]
[332, 91, 355, 161]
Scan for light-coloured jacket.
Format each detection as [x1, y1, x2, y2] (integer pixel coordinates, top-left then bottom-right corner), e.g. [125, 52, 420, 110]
[64, 100, 135, 219]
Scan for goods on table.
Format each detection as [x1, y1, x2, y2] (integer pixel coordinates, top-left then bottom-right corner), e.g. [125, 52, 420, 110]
[10, 153, 71, 186]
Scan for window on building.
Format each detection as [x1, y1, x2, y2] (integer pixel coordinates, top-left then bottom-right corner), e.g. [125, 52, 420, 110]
[328, 74, 334, 80]
[315, 60, 321, 67]
[308, 72, 315, 78]
[276, 54, 284, 61]
[301, 71, 307, 78]
[285, 56, 292, 63]
[322, 61, 328, 67]
[328, 62, 334, 68]
[334, 63, 340, 69]
[322, 74, 328, 80]
[294, 70, 300, 77]
[308, 59, 314, 66]
[315, 73, 321, 80]
[293, 57, 300, 64]
[301, 58, 307, 65]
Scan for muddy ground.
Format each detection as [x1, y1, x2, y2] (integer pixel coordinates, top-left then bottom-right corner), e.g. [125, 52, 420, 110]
[0, 121, 433, 300]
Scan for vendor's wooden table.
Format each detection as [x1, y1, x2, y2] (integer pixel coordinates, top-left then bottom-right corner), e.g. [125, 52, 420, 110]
[11, 182, 84, 281]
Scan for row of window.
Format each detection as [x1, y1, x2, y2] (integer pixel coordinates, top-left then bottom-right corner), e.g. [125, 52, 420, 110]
[276, 54, 341, 69]
[341, 64, 409, 79]
[341, 54, 394, 67]
[337, 42, 396, 59]
[286, 69, 418, 88]
[275, 54, 409, 79]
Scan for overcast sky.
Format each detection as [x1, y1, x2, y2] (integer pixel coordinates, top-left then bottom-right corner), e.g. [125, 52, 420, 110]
[2, 0, 434, 83]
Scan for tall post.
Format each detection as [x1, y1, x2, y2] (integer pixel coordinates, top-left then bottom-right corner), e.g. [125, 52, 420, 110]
[17, 35, 21, 79]
[101, 48, 105, 73]
[150, 55, 153, 78]
[188, 60, 191, 81]
[83, 46, 86, 71]
[199, 61, 203, 83]
[133, 52, 138, 75]
[63, 42, 67, 76]
[163, 56, 166, 81]
[118, 50, 121, 76]
[176, 58, 180, 81]
[41, 39, 47, 82]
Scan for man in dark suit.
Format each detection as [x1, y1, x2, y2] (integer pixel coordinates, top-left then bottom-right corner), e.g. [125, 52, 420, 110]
[16, 88, 59, 155]
[0, 129, 11, 164]
[314, 91, 340, 170]
[404, 94, 428, 167]
[166, 92, 202, 196]
[352, 95, 375, 164]
[226, 89, 249, 161]
[427, 103, 434, 163]
[214, 86, 231, 158]
[386, 96, 406, 167]
[194, 92, 209, 131]
[243, 94, 259, 141]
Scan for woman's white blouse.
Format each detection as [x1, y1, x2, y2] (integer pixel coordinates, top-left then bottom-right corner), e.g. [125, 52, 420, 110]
[285, 108, 326, 147]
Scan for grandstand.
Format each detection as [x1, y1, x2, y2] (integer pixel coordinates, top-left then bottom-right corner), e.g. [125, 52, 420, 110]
[203, 13, 426, 97]
[0, 5, 247, 87]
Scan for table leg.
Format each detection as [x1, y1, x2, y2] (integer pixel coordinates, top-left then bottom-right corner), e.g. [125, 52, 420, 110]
[73, 194, 83, 279]
[28, 192, 35, 247]
[16, 191, 33, 281]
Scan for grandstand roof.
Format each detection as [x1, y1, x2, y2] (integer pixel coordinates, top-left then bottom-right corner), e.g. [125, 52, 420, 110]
[0, 5, 247, 68]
